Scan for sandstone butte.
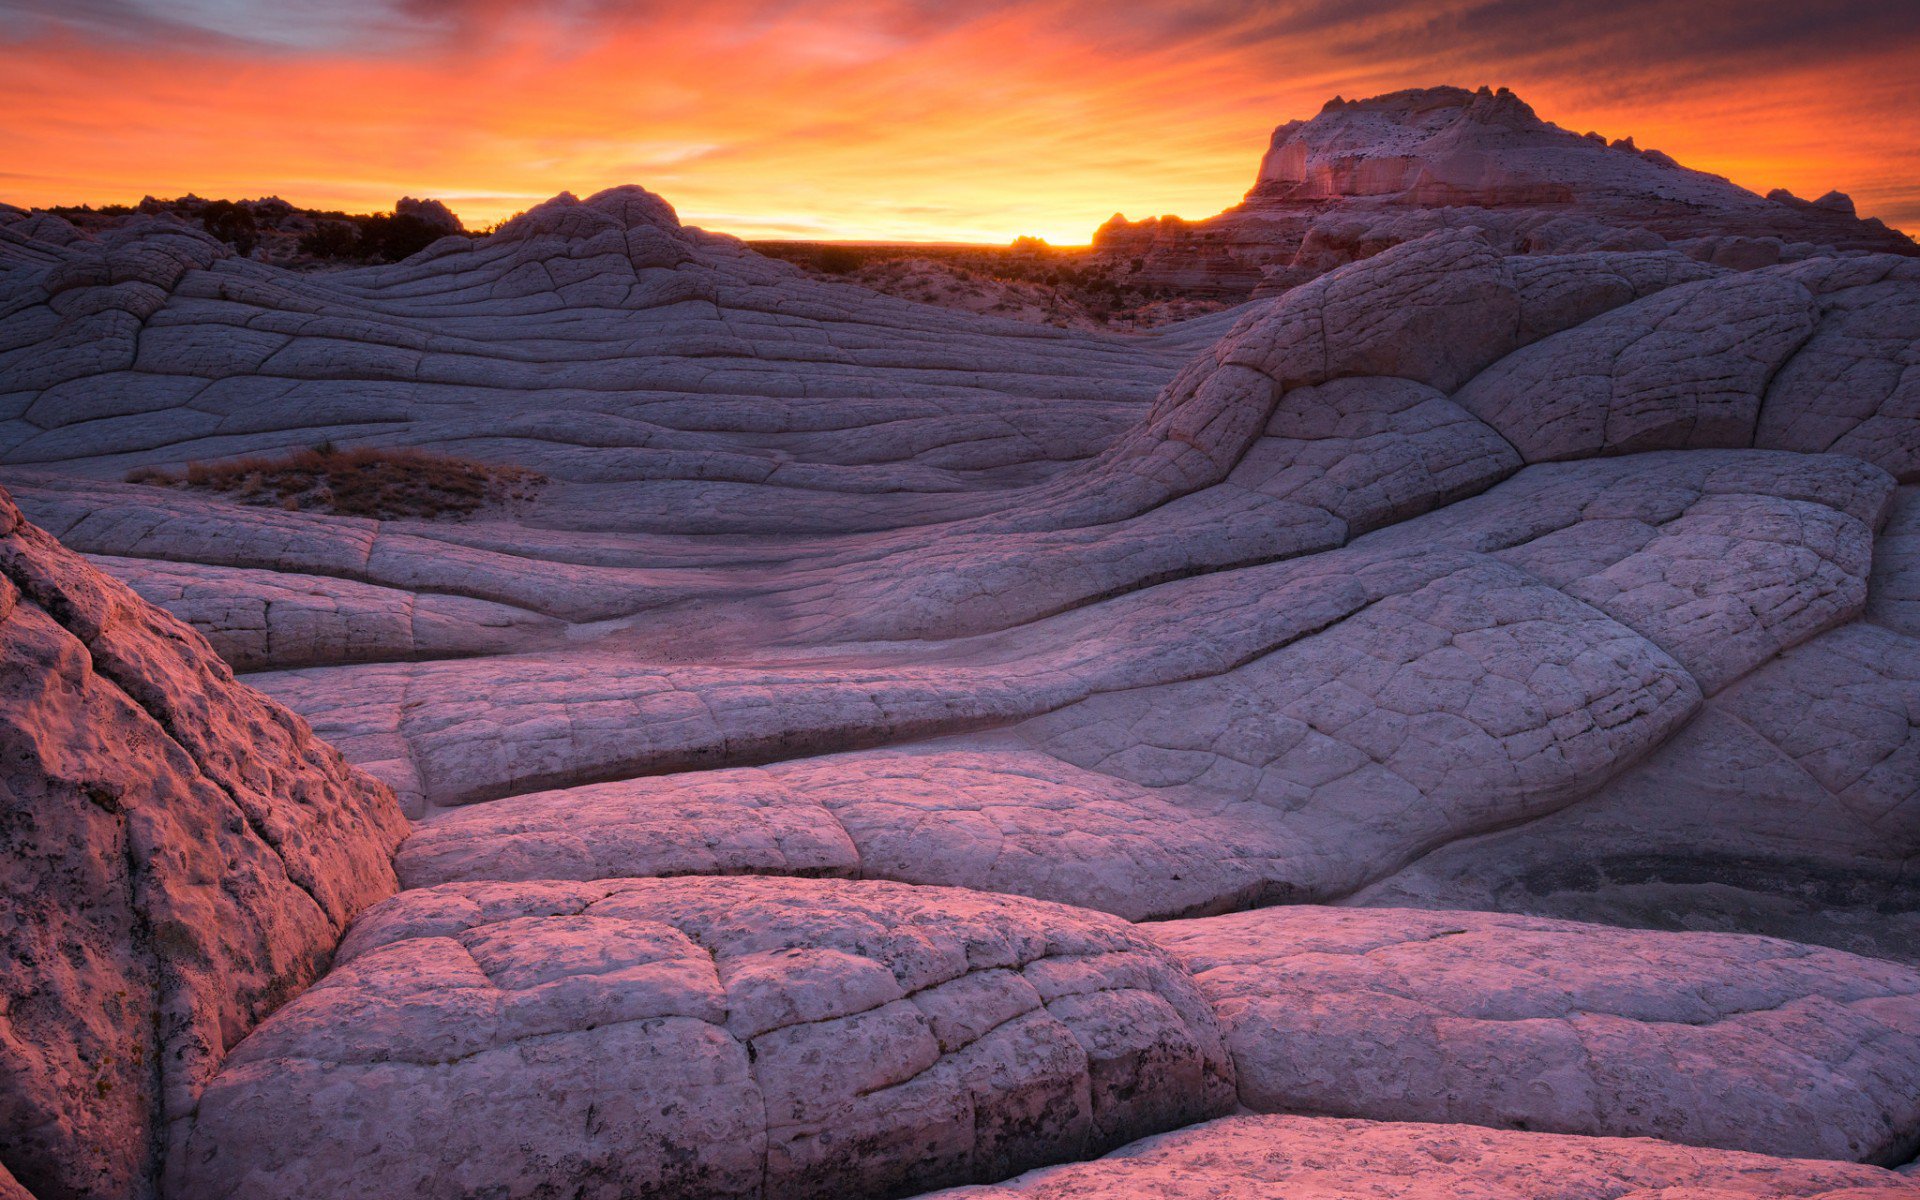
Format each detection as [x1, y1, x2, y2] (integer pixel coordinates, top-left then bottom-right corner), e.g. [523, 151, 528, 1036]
[2, 85, 1919, 1199]
[1094, 84, 1919, 296]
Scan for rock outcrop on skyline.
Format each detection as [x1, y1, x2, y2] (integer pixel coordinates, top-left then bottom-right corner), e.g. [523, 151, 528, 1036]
[393, 196, 463, 236]
[2, 92, 1919, 1198]
[1095, 85, 1918, 296]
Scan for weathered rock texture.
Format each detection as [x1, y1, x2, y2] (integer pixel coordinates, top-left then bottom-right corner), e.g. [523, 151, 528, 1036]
[0, 186, 1179, 536]
[170, 876, 1235, 1200]
[1358, 617, 1920, 961]
[7, 186, 1913, 951]
[252, 444, 1887, 931]
[1149, 906, 1920, 1163]
[4, 123, 1920, 1198]
[0, 1165, 31, 1200]
[924, 1115, 1920, 1199]
[1095, 86, 1917, 297]
[0, 486, 407, 1200]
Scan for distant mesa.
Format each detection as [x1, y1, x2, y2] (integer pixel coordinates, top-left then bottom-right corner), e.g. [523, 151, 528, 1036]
[1094, 84, 1917, 296]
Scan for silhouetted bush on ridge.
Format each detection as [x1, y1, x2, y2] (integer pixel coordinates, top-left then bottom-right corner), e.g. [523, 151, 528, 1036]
[297, 213, 448, 262]
[200, 200, 259, 255]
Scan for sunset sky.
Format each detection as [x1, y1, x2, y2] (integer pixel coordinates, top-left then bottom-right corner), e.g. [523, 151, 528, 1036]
[2, 1, 1916, 244]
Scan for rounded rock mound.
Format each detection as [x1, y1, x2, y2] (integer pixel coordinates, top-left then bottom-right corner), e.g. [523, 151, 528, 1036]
[170, 875, 1237, 1200]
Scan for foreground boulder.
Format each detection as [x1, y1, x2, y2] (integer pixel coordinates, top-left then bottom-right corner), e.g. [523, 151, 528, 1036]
[924, 1114, 1919, 1199]
[1149, 907, 1920, 1163]
[170, 876, 1236, 1200]
[0, 485, 408, 1200]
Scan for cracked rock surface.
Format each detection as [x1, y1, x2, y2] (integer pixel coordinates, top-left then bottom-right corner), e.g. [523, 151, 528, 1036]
[4, 167, 1920, 1199]
[170, 876, 1235, 1200]
[1148, 906, 1920, 1163]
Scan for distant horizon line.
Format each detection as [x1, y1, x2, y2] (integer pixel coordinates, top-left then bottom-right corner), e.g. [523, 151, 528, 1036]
[10, 192, 1124, 248]
[15, 161, 1920, 247]
[18, 188, 1918, 249]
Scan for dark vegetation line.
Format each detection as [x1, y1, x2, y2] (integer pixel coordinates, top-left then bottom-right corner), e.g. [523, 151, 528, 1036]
[126, 444, 545, 520]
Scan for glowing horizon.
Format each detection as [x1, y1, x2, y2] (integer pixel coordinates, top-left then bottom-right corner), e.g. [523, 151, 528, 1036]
[2, 2, 1916, 245]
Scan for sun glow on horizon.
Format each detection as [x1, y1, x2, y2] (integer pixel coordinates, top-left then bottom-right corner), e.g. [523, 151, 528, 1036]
[2, 2, 1916, 244]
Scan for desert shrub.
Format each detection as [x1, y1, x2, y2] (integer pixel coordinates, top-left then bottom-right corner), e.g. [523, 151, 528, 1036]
[298, 221, 361, 259]
[201, 200, 259, 255]
[356, 213, 445, 262]
[815, 246, 863, 274]
[295, 213, 446, 263]
[127, 445, 545, 520]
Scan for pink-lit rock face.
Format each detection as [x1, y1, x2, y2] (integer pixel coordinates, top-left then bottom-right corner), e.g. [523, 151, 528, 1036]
[0, 1164, 31, 1200]
[170, 876, 1235, 1200]
[4, 135, 1920, 1199]
[921, 1115, 1919, 1200]
[1148, 907, 1920, 1163]
[0, 486, 408, 1200]
[298, 449, 1883, 922]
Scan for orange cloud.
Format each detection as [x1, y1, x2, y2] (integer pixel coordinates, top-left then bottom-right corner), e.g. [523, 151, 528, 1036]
[1, 1, 1914, 242]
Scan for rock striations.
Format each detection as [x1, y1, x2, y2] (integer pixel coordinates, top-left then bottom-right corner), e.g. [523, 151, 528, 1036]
[2, 97, 1920, 1198]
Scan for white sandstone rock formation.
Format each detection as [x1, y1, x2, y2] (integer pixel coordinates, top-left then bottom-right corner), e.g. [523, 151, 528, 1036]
[1094, 86, 1917, 296]
[170, 876, 1235, 1200]
[0, 486, 408, 1200]
[2, 149, 1919, 1197]
[1148, 906, 1920, 1162]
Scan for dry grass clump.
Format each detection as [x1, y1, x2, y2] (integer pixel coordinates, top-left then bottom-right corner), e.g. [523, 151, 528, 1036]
[126, 444, 545, 520]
